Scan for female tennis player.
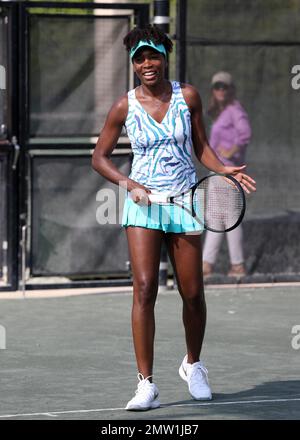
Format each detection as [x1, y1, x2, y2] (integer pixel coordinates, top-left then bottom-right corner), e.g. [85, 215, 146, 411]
[92, 25, 256, 411]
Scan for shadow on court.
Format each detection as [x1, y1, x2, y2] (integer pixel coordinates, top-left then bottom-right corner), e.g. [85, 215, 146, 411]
[157, 380, 300, 420]
[0, 285, 299, 420]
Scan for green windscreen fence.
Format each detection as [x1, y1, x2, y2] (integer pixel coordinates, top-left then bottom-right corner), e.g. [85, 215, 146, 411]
[30, 15, 130, 137]
[186, 0, 300, 278]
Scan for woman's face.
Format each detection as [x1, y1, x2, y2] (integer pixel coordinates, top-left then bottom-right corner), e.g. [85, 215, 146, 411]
[212, 83, 229, 104]
[132, 48, 166, 86]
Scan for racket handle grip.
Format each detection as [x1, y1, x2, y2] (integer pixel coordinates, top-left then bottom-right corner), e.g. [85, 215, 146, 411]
[148, 193, 170, 204]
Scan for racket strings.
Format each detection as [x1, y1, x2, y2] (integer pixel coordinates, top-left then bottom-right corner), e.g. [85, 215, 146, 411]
[195, 176, 244, 232]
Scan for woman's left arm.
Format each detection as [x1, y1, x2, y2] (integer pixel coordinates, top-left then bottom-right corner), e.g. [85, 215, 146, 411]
[219, 105, 252, 158]
[231, 104, 252, 146]
[182, 84, 256, 194]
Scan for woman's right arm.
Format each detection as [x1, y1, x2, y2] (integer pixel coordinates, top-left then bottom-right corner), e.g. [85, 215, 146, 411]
[92, 95, 149, 197]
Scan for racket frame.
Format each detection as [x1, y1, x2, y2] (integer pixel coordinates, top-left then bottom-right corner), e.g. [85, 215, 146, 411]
[148, 173, 246, 233]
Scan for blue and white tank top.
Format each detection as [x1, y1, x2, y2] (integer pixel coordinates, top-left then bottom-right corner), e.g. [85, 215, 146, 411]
[124, 81, 198, 193]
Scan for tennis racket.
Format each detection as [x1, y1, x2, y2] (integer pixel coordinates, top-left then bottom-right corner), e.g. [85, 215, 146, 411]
[148, 173, 246, 233]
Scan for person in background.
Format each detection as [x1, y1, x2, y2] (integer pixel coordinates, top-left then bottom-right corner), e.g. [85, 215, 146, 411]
[202, 71, 252, 278]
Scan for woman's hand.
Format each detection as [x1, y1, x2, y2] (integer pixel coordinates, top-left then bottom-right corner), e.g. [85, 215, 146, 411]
[129, 183, 152, 205]
[217, 145, 239, 159]
[222, 165, 256, 194]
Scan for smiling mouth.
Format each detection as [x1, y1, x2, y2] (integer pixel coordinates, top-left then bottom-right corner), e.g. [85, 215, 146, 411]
[143, 71, 158, 79]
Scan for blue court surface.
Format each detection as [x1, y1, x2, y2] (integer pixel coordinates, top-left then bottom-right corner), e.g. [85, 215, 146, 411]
[0, 284, 299, 420]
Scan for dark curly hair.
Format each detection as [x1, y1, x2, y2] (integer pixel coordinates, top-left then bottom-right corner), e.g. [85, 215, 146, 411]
[123, 24, 173, 54]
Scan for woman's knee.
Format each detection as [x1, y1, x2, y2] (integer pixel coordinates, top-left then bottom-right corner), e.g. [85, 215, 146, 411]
[133, 277, 158, 309]
[181, 289, 206, 310]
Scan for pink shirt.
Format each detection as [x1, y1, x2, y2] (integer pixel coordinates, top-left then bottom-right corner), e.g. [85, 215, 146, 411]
[209, 100, 251, 166]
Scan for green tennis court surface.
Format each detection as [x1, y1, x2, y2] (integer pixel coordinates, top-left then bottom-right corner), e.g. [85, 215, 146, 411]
[0, 285, 299, 420]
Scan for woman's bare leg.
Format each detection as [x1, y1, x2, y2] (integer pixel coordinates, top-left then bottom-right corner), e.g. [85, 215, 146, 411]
[166, 233, 206, 363]
[126, 227, 164, 379]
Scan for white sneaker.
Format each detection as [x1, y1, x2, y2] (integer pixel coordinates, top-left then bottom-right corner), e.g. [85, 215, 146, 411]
[125, 373, 160, 411]
[179, 355, 212, 400]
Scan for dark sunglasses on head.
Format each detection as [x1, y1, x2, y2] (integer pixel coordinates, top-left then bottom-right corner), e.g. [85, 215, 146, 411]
[213, 82, 229, 90]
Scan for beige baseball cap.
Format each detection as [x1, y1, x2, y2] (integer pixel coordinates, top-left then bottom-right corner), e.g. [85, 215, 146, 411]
[211, 71, 233, 86]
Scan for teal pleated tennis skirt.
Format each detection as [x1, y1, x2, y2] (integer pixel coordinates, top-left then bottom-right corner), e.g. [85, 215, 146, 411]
[122, 197, 203, 234]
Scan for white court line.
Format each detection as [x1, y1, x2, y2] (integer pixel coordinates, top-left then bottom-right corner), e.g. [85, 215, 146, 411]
[1, 282, 300, 300]
[0, 286, 133, 300]
[0, 397, 300, 419]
